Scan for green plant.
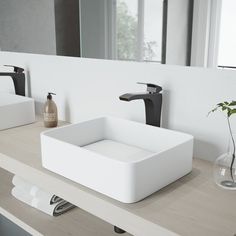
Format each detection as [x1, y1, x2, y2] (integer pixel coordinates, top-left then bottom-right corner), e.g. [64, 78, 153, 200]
[209, 101, 236, 181]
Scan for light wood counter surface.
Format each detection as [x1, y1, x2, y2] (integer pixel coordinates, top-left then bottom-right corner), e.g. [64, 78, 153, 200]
[0, 119, 235, 236]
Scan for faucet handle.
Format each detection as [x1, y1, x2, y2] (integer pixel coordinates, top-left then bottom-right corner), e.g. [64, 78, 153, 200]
[4, 65, 24, 73]
[137, 82, 162, 94]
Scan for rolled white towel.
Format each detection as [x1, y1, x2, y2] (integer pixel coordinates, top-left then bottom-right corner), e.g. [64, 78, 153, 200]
[12, 175, 62, 204]
[11, 187, 75, 216]
[0, 65, 15, 72]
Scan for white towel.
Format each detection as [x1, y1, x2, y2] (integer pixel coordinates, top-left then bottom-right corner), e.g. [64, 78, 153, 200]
[0, 65, 14, 72]
[11, 187, 75, 216]
[12, 175, 62, 204]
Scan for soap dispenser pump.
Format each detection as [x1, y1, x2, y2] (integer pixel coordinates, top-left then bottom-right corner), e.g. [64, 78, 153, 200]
[43, 92, 58, 128]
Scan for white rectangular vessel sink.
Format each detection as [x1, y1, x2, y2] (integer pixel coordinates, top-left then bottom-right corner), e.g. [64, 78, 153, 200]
[0, 93, 35, 130]
[41, 117, 193, 203]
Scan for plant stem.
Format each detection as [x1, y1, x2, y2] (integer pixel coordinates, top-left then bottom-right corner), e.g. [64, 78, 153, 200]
[227, 116, 235, 182]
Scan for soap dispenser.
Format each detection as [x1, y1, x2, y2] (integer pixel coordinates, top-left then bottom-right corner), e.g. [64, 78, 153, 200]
[43, 92, 58, 128]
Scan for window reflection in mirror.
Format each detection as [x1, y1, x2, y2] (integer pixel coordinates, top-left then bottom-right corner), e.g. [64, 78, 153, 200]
[116, 0, 163, 62]
[0, 0, 165, 62]
[218, 0, 236, 69]
[80, 0, 164, 63]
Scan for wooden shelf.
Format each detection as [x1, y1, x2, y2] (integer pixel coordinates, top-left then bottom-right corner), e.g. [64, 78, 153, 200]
[0, 168, 131, 236]
[0, 119, 236, 236]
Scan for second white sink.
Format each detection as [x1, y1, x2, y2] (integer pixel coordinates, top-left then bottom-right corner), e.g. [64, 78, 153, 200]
[41, 117, 193, 203]
[0, 93, 35, 130]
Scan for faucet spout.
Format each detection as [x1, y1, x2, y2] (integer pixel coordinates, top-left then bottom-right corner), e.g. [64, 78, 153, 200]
[119, 92, 151, 101]
[119, 83, 162, 127]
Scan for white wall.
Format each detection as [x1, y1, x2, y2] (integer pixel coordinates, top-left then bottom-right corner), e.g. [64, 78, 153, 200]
[0, 51, 236, 162]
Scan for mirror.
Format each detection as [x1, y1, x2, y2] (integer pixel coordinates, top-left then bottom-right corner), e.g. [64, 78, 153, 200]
[0, 0, 165, 63]
[80, 0, 164, 63]
[0, 0, 80, 57]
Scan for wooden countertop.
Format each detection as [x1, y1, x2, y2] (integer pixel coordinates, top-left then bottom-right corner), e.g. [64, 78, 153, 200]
[0, 119, 235, 236]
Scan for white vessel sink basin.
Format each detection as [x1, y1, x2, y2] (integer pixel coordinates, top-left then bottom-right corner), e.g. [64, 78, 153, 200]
[0, 93, 35, 130]
[41, 117, 193, 203]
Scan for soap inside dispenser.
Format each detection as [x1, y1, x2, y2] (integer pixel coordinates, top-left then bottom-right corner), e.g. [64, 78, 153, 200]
[43, 92, 58, 128]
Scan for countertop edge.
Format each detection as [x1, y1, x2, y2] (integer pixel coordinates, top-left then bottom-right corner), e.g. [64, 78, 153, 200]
[0, 151, 179, 236]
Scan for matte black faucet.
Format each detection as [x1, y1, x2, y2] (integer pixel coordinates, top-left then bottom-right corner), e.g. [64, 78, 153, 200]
[0, 65, 25, 96]
[119, 82, 162, 127]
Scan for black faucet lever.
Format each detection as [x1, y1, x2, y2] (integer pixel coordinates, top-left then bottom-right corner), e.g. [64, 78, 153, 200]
[119, 82, 162, 127]
[137, 82, 162, 94]
[0, 65, 25, 96]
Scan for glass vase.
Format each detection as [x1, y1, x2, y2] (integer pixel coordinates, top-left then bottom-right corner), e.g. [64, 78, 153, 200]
[214, 133, 236, 190]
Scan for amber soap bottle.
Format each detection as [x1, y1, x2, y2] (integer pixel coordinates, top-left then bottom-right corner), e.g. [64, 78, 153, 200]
[43, 92, 58, 128]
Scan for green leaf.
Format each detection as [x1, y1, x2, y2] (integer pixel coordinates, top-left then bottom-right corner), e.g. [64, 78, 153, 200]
[208, 101, 236, 117]
[227, 108, 236, 117]
[230, 109, 236, 115]
[210, 107, 219, 113]
[229, 101, 236, 106]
